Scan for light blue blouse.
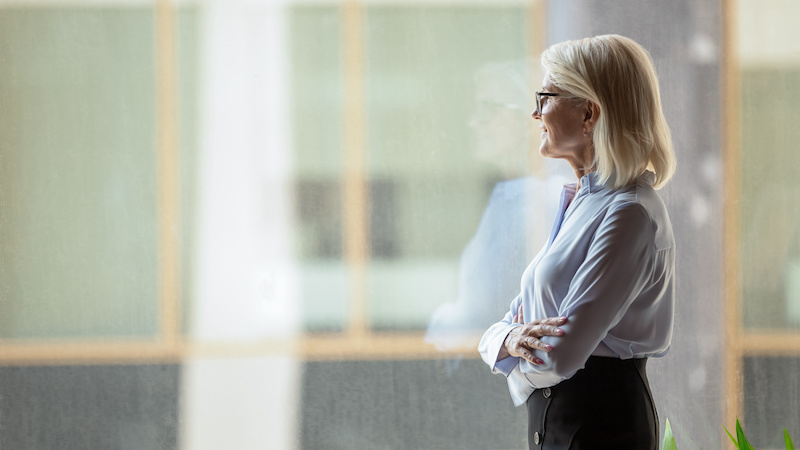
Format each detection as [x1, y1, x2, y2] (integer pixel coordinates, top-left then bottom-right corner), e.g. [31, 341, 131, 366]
[478, 171, 675, 406]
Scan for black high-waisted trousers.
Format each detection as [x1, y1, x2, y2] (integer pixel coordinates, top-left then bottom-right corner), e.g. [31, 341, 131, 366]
[526, 356, 658, 450]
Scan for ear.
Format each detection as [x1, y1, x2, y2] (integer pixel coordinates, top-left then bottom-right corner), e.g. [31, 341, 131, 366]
[583, 100, 600, 131]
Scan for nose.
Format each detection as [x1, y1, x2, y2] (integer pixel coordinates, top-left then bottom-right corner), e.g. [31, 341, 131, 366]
[531, 107, 541, 120]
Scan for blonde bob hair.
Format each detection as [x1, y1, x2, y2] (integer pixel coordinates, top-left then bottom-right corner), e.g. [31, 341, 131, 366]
[541, 34, 676, 189]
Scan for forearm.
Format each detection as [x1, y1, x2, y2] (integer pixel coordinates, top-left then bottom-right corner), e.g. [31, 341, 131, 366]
[478, 321, 520, 375]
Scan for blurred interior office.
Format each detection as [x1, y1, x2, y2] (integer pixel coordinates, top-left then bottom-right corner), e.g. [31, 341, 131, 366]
[1, 0, 799, 448]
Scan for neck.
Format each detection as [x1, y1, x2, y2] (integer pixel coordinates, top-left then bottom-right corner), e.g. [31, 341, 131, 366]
[568, 145, 595, 187]
[573, 166, 592, 181]
[568, 162, 594, 188]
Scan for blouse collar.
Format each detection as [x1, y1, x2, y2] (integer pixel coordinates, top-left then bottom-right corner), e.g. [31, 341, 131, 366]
[574, 170, 655, 194]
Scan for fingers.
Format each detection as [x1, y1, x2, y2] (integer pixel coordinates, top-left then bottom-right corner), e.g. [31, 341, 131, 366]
[517, 348, 544, 366]
[524, 316, 566, 337]
[539, 324, 565, 337]
[512, 304, 524, 324]
[540, 316, 568, 326]
[528, 316, 566, 327]
[505, 329, 545, 365]
[520, 323, 564, 338]
[506, 315, 567, 366]
[508, 336, 549, 365]
[511, 338, 545, 364]
[522, 335, 553, 352]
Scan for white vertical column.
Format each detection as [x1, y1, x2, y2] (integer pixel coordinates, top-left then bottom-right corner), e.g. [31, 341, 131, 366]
[181, 1, 300, 449]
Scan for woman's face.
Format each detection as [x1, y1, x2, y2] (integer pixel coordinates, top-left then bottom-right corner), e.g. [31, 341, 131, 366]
[532, 72, 590, 164]
[469, 77, 531, 176]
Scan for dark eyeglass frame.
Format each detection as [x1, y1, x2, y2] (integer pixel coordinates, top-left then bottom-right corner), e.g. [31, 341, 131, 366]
[533, 91, 569, 114]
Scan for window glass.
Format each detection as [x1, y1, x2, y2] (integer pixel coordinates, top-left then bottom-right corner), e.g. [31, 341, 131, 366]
[290, 6, 348, 333]
[4, 1, 800, 449]
[738, 0, 800, 329]
[743, 357, 800, 447]
[736, 0, 800, 444]
[364, 6, 535, 331]
[300, 359, 527, 449]
[0, 8, 159, 339]
[0, 365, 180, 449]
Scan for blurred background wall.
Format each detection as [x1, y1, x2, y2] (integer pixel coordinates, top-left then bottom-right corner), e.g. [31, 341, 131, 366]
[0, 0, 798, 448]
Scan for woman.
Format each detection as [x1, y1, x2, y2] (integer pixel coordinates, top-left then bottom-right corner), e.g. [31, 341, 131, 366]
[478, 35, 676, 450]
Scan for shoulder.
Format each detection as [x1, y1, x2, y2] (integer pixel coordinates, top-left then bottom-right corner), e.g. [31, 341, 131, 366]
[603, 180, 674, 251]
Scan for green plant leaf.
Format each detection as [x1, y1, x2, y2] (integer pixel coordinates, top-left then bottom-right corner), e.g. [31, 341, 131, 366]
[736, 419, 756, 450]
[662, 418, 678, 450]
[724, 426, 740, 450]
[786, 429, 796, 450]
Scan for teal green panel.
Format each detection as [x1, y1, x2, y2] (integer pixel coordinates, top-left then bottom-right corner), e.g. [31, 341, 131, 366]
[0, 9, 159, 338]
[740, 69, 800, 330]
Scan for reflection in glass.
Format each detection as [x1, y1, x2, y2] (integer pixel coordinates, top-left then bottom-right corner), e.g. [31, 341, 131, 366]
[363, 7, 543, 332]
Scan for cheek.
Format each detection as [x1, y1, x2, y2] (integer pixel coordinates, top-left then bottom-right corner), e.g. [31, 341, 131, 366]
[547, 116, 581, 142]
[542, 119, 561, 140]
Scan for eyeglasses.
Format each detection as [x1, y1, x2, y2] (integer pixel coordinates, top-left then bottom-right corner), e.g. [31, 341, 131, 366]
[533, 91, 567, 115]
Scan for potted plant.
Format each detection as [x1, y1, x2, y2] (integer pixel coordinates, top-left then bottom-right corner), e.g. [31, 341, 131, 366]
[662, 418, 796, 450]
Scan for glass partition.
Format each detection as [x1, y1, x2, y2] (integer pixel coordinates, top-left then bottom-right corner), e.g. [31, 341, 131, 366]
[732, 0, 800, 446]
[2, 0, 799, 449]
[0, 8, 160, 339]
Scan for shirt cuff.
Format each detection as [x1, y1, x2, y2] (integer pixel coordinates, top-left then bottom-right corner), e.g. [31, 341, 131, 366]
[494, 355, 520, 376]
[490, 324, 522, 376]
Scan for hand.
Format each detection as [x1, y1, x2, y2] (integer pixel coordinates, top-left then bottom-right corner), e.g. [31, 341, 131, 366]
[502, 304, 567, 365]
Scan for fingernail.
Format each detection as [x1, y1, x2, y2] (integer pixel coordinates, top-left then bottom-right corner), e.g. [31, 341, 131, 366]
[535, 358, 544, 365]
[545, 344, 553, 350]
[555, 329, 564, 335]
